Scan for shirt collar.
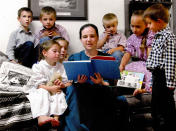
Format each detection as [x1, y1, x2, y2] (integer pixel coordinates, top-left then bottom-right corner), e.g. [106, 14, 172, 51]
[40, 24, 57, 31]
[155, 26, 170, 36]
[18, 26, 32, 34]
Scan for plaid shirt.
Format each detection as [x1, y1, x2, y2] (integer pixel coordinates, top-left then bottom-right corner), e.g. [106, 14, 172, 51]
[146, 27, 176, 88]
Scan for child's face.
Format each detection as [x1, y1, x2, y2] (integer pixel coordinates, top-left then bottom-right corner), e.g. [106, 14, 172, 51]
[18, 11, 32, 28]
[130, 15, 147, 36]
[40, 13, 56, 29]
[145, 17, 161, 33]
[55, 40, 68, 60]
[103, 20, 117, 35]
[43, 44, 60, 65]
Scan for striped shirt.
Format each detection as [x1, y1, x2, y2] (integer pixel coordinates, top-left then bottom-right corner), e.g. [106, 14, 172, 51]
[34, 24, 70, 46]
[146, 27, 176, 88]
[99, 31, 127, 51]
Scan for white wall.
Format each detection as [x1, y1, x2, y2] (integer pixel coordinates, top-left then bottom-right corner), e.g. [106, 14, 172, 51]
[0, 0, 125, 55]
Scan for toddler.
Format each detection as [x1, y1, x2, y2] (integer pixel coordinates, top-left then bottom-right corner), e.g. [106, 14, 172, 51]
[97, 13, 126, 62]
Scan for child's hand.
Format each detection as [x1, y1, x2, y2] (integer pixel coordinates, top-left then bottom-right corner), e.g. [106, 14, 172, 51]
[53, 79, 65, 88]
[77, 75, 88, 83]
[41, 31, 60, 38]
[106, 48, 115, 54]
[10, 60, 18, 64]
[104, 30, 111, 40]
[51, 31, 60, 36]
[119, 64, 125, 72]
[50, 85, 62, 94]
[133, 88, 146, 96]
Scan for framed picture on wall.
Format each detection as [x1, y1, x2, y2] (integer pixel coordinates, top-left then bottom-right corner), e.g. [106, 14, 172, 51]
[28, 0, 87, 20]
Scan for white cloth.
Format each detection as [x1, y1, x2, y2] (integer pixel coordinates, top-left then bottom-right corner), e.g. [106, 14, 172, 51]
[27, 60, 67, 118]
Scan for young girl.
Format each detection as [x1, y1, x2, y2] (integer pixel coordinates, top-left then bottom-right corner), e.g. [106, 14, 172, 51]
[27, 40, 68, 127]
[53, 37, 69, 63]
[117, 10, 155, 130]
[119, 10, 155, 94]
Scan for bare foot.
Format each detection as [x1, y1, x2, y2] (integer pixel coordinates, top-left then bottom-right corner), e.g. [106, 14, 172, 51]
[51, 116, 60, 127]
[38, 116, 54, 126]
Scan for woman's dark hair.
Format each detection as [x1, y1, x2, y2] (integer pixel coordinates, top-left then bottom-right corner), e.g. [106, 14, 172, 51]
[79, 23, 99, 39]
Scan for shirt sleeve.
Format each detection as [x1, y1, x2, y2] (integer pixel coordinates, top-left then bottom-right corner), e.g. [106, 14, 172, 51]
[58, 25, 70, 42]
[6, 31, 17, 60]
[31, 63, 48, 88]
[165, 36, 176, 88]
[118, 33, 127, 47]
[125, 35, 135, 56]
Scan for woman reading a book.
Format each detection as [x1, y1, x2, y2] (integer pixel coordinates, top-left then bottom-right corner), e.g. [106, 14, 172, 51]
[68, 23, 117, 131]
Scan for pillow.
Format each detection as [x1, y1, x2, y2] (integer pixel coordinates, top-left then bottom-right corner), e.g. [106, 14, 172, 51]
[0, 51, 9, 67]
[0, 62, 34, 92]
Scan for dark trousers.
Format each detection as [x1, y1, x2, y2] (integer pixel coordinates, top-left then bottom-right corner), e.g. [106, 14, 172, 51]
[152, 68, 176, 131]
[15, 41, 38, 68]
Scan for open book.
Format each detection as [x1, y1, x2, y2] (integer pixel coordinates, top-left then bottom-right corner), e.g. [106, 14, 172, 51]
[63, 56, 120, 80]
[117, 70, 144, 89]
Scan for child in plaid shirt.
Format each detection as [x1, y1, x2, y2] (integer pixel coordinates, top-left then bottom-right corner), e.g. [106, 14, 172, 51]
[144, 4, 176, 131]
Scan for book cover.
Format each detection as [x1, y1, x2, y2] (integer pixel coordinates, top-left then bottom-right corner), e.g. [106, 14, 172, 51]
[63, 59, 120, 81]
[117, 70, 144, 89]
[91, 56, 116, 60]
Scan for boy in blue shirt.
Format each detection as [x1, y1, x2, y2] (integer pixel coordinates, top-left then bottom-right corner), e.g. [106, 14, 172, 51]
[6, 7, 38, 68]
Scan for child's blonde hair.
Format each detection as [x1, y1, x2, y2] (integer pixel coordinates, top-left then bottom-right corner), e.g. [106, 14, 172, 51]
[102, 13, 118, 25]
[143, 4, 170, 23]
[40, 6, 56, 19]
[53, 37, 69, 47]
[39, 40, 60, 61]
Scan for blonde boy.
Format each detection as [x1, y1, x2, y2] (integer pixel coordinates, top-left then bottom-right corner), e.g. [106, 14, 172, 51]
[35, 6, 70, 46]
[144, 4, 176, 131]
[97, 13, 126, 62]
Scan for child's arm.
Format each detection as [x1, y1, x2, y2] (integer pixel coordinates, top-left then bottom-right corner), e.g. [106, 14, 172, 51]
[38, 84, 62, 94]
[97, 32, 111, 49]
[6, 31, 17, 62]
[147, 47, 152, 57]
[119, 52, 131, 72]
[106, 45, 124, 54]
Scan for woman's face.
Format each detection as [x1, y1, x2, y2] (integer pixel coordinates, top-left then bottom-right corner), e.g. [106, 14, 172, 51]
[80, 26, 98, 51]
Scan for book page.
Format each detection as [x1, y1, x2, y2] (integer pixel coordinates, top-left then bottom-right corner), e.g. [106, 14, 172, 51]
[117, 70, 144, 89]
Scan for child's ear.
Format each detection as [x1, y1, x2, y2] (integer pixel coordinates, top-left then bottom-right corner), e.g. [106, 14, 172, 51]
[17, 16, 20, 21]
[157, 19, 163, 24]
[103, 25, 105, 29]
[42, 50, 47, 57]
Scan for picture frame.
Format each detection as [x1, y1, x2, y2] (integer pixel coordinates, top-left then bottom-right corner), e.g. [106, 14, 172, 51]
[28, 0, 88, 20]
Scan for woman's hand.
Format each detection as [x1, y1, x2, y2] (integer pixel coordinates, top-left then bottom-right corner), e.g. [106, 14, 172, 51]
[77, 75, 88, 83]
[90, 72, 108, 86]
